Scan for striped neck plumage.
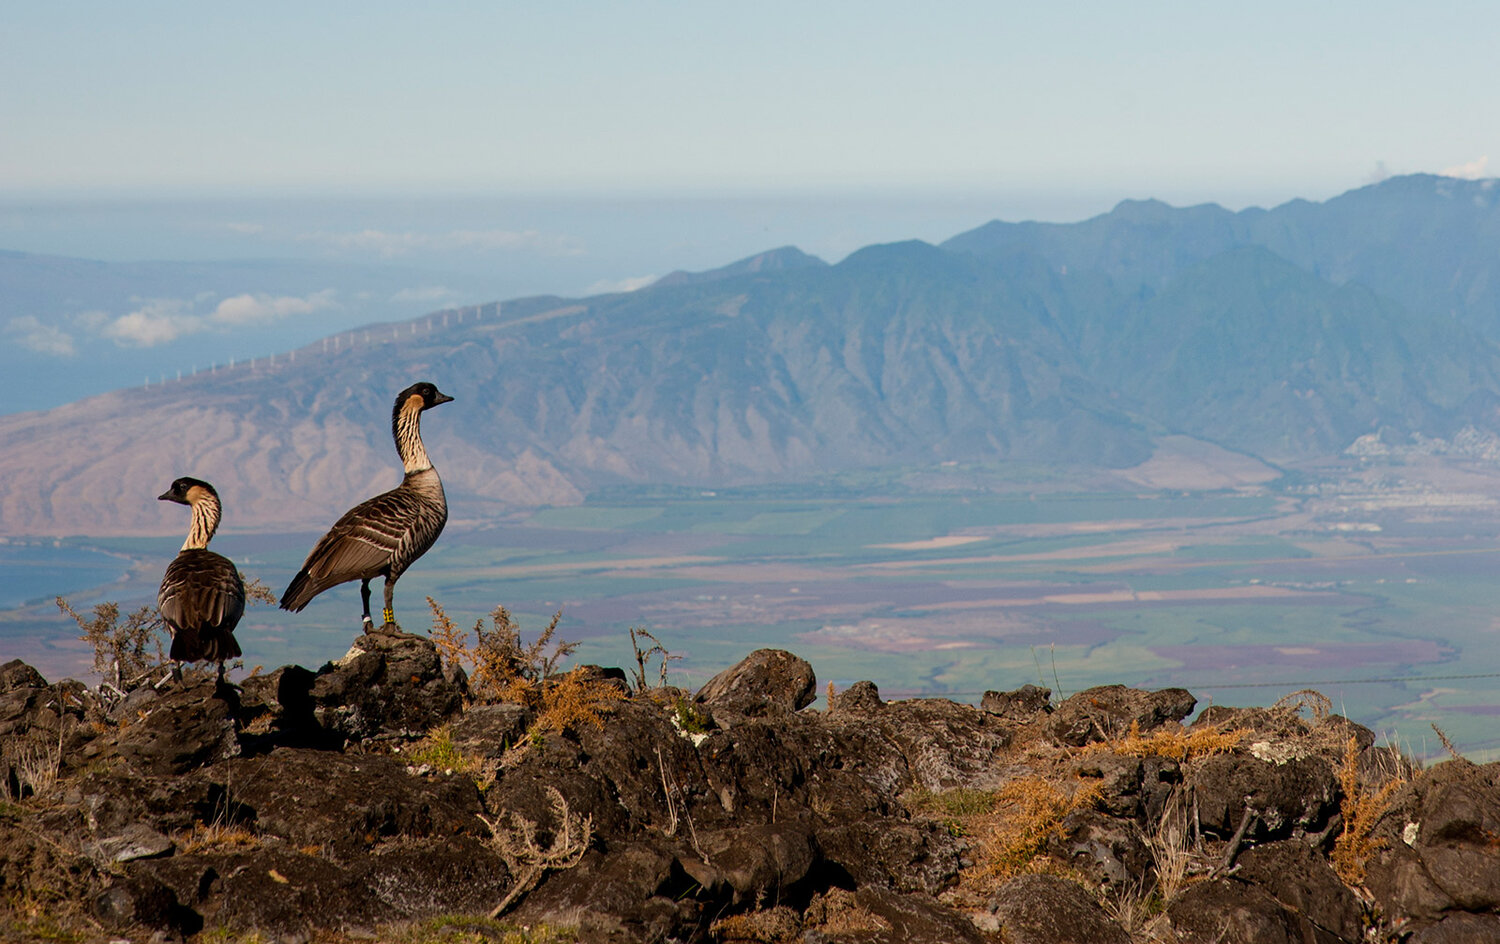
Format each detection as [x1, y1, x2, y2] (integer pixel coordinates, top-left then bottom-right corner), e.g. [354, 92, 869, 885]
[183, 492, 221, 550]
[393, 395, 432, 474]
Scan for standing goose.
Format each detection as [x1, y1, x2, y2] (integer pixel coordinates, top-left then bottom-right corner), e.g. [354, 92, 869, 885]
[280, 381, 454, 629]
[158, 477, 245, 678]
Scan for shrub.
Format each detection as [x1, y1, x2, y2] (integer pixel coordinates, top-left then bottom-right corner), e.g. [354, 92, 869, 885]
[480, 786, 593, 918]
[56, 596, 165, 694]
[58, 577, 275, 697]
[427, 598, 624, 742]
[627, 627, 680, 692]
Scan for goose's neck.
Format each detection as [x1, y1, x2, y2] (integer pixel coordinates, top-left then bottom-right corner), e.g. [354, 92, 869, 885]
[183, 494, 221, 551]
[393, 396, 432, 474]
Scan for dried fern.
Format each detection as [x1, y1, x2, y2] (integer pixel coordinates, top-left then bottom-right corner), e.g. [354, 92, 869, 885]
[1332, 735, 1405, 885]
[1089, 720, 1248, 763]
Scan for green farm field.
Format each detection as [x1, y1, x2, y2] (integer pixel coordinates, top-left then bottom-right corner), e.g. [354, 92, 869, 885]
[6, 460, 1500, 762]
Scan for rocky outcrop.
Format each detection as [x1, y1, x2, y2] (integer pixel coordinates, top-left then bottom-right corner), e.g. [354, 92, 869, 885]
[2, 644, 1496, 943]
[987, 874, 1130, 944]
[694, 648, 816, 717]
[306, 628, 468, 742]
[1364, 758, 1500, 937]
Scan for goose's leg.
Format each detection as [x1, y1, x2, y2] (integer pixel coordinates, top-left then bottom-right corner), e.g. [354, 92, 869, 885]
[382, 576, 397, 629]
[360, 579, 374, 630]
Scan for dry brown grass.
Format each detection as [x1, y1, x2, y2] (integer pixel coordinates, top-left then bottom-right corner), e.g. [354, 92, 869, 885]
[710, 906, 802, 943]
[243, 576, 279, 607]
[912, 775, 1104, 900]
[1088, 720, 1248, 763]
[176, 821, 261, 855]
[529, 668, 625, 737]
[1, 731, 64, 802]
[195, 915, 582, 943]
[974, 776, 1105, 882]
[1332, 735, 1407, 885]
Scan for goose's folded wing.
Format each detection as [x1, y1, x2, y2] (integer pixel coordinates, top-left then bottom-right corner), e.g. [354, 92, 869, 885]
[300, 488, 424, 581]
[159, 551, 246, 631]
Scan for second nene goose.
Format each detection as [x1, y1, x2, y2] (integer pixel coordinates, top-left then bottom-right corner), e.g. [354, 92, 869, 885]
[158, 477, 245, 680]
[280, 381, 453, 629]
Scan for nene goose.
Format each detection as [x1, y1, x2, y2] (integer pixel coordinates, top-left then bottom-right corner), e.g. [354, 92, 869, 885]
[280, 381, 453, 630]
[158, 477, 245, 679]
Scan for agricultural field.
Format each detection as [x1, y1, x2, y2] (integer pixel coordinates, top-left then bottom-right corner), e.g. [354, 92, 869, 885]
[6, 456, 1500, 763]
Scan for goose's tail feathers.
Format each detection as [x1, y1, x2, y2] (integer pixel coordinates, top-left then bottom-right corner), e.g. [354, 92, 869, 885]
[169, 627, 243, 663]
[279, 570, 316, 613]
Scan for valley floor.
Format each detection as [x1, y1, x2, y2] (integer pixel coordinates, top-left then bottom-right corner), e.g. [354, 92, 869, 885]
[6, 453, 1500, 763]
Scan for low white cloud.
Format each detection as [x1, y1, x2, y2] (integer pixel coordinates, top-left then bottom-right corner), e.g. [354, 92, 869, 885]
[297, 227, 582, 257]
[73, 309, 110, 331]
[222, 221, 265, 235]
[1441, 156, 1490, 180]
[584, 274, 657, 295]
[6, 315, 76, 356]
[99, 290, 337, 347]
[105, 299, 202, 347]
[209, 289, 337, 326]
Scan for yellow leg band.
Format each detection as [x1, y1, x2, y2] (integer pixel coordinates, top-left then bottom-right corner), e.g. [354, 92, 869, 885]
[383, 607, 395, 625]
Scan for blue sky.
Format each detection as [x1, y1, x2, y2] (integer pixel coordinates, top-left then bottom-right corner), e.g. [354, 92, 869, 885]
[4, 1, 1500, 414]
[4, 2, 1496, 204]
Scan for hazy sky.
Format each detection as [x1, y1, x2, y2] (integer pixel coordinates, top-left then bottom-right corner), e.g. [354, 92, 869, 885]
[4, 1, 1496, 208]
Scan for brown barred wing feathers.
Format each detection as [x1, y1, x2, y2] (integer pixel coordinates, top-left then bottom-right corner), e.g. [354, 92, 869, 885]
[280, 481, 443, 612]
[278, 382, 453, 626]
[156, 477, 246, 670]
[159, 549, 245, 662]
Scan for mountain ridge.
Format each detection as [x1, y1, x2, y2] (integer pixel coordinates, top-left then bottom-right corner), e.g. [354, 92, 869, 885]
[6, 174, 1500, 535]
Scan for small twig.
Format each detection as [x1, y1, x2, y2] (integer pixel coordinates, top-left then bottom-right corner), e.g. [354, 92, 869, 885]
[656, 747, 679, 837]
[489, 864, 542, 919]
[1430, 722, 1463, 761]
[1048, 643, 1065, 700]
[1192, 789, 1204, 852]
[1214, 803, 1257, 876]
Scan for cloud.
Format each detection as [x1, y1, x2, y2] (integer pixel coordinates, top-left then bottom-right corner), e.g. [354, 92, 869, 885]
[297, 227, 582, 257]
[104, 299, 203, 347]
[73, 310, 110, 331]
[1441, 156, 1490, 180]
[209, 289, 337, 326]
[584, 274, 657, 295]
[99, 290, 338, 347]
[222, 221, 265, 235]
[6, 315, 76, 356]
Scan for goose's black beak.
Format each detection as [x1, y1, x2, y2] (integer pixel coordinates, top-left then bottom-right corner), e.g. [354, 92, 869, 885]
[432, 391, 454, 406]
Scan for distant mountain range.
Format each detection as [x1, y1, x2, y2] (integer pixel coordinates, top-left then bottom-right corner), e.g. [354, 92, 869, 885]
[6, 173, 1500, 536]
